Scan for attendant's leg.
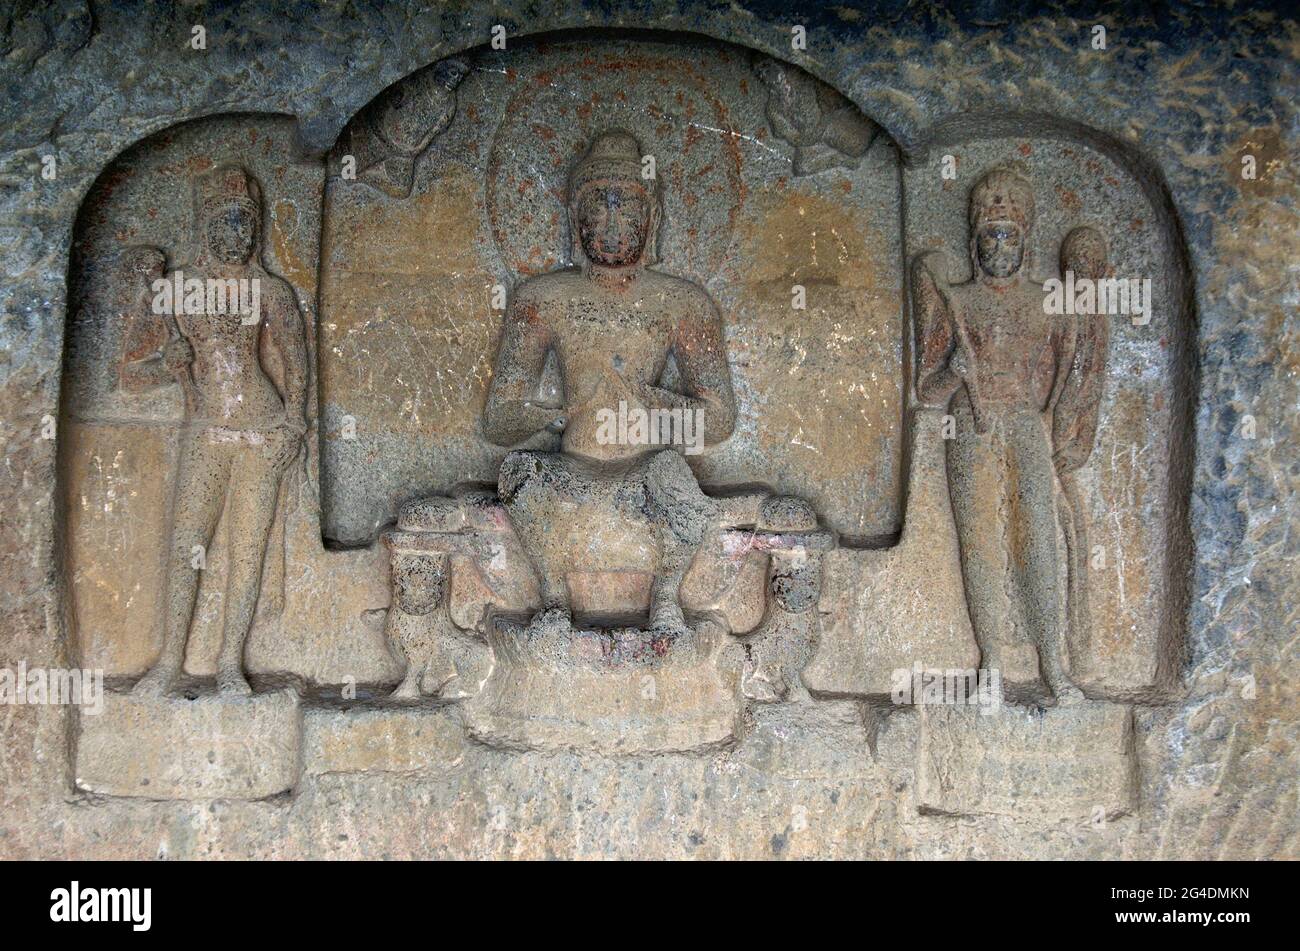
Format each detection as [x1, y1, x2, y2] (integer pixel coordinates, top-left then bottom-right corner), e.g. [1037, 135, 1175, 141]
[1006, 414, 1080, 702]
[215, 439, 284, 694]
[134, 432, 231, 696]
[1057, 470, 1095, 683]
[947, 403, 1013, 697]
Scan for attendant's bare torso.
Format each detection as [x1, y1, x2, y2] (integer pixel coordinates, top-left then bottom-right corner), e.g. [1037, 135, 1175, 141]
[949, 280, 1062, 414]
[173, 266, 290, 429]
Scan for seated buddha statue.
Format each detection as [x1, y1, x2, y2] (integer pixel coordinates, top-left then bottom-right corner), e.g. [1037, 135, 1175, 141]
[482, 130, 736, 640]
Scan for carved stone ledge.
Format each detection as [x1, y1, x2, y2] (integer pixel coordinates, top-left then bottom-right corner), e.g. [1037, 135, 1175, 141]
[731, 701, 877, 782]
[302, 707, 468, 777]
[74, 690, 301, 800]
[804, 409, 980, 698]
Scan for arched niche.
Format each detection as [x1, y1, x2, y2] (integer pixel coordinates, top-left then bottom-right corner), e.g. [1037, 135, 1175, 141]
[58, 113, 395, 685]
[806, 112, 1196, 701]
[315, 30, 909, 548]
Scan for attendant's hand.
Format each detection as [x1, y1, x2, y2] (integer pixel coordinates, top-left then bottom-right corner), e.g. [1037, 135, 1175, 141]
[270, 420, 305, 471]
[914, 249, 953, 287]
[122, 247, 165, 285]
[280, 412, 308, 437]
[950, 345, 971, 379]
[163, 337, 193, 374]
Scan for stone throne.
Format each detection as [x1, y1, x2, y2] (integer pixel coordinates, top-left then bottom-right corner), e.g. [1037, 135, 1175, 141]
[382, 486, 832, 753]
[379, 130, 834, 753]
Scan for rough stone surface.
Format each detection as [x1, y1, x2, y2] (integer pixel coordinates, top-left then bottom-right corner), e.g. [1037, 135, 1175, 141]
[0, 0, 1295, 860]
[303, 706, 468, 777]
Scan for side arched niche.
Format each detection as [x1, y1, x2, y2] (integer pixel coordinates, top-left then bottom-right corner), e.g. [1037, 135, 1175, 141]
[316, 30, 909, 550]
[59, 113, 396, 686]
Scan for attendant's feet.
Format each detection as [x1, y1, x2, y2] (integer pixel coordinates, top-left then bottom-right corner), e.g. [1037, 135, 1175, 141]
[217, 665, 252, 697]
[132, 663, 178, 698]
[390, 671, 422, 701]
[1049, 683, 1086, 707]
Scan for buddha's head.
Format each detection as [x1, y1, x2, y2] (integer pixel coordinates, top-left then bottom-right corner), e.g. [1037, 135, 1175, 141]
[969, 168, 1034, 280]
[197, 165, 260, 265]
[569, 130, 660, 269]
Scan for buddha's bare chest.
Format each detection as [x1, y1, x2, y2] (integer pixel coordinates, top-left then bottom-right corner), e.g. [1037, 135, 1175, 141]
[550, 299, 674, 370]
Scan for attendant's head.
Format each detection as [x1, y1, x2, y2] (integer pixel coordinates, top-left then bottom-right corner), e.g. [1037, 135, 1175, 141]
[197, 165, 260, 265]
[970, 168, 1034, 280]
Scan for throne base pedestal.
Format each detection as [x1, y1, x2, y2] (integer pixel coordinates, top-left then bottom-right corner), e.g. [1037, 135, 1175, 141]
[463, 618, 741, 755]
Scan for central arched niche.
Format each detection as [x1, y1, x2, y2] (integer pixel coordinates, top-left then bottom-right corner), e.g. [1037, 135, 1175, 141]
[317, 30, 906, 546]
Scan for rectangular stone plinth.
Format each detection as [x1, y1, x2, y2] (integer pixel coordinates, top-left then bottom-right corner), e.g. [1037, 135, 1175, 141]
[917, 701, 1137, 821]
[303, 707, 468, 776]
[75, 690, 301, 800]
[464, 619, 741, 755]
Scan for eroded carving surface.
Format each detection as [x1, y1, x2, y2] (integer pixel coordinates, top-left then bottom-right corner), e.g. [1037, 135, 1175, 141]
[55, 34, 1192, 841]
[339, 58, 470, 199]
[754, 57, 880, 175]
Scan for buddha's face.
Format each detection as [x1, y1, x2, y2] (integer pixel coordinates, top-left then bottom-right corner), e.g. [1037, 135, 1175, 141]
[574, 182, 653, 267]
[975, 221, 1024, 279]
[204, 201, 257, 264]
